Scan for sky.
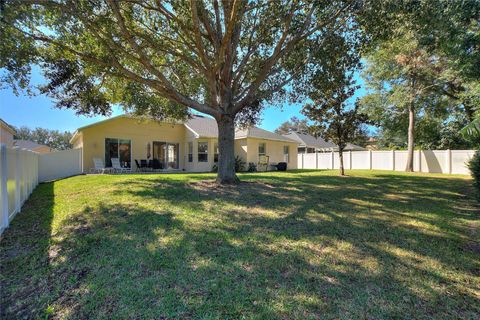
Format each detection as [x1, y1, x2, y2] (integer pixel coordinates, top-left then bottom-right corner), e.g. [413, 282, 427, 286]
[0, 67, 367, 133]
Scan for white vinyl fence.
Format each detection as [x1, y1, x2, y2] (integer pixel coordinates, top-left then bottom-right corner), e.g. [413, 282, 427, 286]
[0, 144, 39, 234]
[38, 148, 82, 182]
[1, 145, 83, 235]
[298, 149, 476, 175]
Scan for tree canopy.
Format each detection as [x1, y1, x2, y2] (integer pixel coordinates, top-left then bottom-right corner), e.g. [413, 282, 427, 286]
[0, 0, 368, 183]
[14, 126, 73, 150]
[274, 116, 309, 135]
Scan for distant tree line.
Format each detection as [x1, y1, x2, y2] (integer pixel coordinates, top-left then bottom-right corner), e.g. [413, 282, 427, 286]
[14, 127, 73, 151]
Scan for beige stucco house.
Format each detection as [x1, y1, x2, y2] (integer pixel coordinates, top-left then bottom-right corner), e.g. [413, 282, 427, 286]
[0, 118, 15, 147]
[71, 115, 298, 173]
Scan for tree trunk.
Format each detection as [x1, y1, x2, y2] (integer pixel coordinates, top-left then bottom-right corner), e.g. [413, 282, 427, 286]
[405, 104, 415, 172]
[216, 114, 239, 184]
[339, 148, 345, 176]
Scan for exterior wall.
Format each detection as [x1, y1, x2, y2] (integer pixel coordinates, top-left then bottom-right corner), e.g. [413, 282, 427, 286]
[184, 136, 218, 172]
[77, 117, 186, 172]
[0, 125, 14, 147]
[73, 116, 299, 172]
[245, 138, 298, 170]
[234, 138, 248, 163]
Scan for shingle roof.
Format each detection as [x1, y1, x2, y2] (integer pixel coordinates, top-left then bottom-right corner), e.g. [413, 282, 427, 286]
[283, 132, 365, 151]
[345, 143, 366, 151]
[235, 127, 298, 143]
[72, 114, 299, 143]
[284, 132, 337, 149]
[13, 140, 50, 151]
[185, 115, 298, 143]
[184, 115, 218, 138]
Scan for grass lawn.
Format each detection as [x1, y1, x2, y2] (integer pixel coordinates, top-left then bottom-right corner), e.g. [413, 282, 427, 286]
[1, 170, 479, 319]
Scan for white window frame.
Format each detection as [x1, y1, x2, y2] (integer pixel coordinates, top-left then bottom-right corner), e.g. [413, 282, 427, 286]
[188, 142, 193, 162]
[214, 142, 219, 163]
[283, 145, 290, 163]
[258, 142, 266, 157]
[198, 141, 208, 162]
[104, 137, 132, 168]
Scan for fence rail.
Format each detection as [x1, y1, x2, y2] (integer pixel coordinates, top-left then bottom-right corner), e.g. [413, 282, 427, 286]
[298, 149, 475, 175]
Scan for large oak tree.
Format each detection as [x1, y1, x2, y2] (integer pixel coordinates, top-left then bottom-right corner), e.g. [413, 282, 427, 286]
[0, 0, 366, 184]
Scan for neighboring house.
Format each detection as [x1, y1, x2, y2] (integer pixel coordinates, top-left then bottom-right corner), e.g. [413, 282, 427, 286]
[0, 118, 15, 147]
[70, 114, 299, 172]
[365, 137, 379, 150]
[284, 131, 366, 153]
[13, 140, 52, 153]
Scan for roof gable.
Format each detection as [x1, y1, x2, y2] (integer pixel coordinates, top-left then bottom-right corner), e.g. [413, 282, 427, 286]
[0, 118, 16, 135]
[184, 115, 218, 138]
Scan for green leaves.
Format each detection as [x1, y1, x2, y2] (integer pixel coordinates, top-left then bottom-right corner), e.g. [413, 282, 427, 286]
[461, 117, 480, 139]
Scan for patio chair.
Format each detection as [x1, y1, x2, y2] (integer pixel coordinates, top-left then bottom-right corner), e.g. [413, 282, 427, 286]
[152, 159, 162, 170]
[140, 159, 150, 172]
[90, 158, 113, 174]
[111, 158, 131, 174]
[273, 162, 287, 171]
[258, 155, 270, 172]
[134, 159, 143, 172]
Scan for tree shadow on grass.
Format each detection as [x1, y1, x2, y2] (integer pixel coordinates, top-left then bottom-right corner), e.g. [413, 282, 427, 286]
[1, 172, 479, 319]
[108, 172, 480, 318]
[0, 182, 55, 319]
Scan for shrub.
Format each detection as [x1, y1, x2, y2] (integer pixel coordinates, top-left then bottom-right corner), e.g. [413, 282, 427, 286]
[468, 151, 480, 199]
[235, 156, 246, 172]
[247, 162, 257, 172]
[212, 157, 245, 172]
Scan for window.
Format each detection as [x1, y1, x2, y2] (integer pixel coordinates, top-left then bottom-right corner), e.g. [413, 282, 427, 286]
[153, 141, 179, 169]
[105, 138, 131, 168]
[283, 145, 290, 163]
[188, 142, 193, 162]
[258, 142, 266, 156]
[214, 143, 219, 162]
[198, 141, 208, 162]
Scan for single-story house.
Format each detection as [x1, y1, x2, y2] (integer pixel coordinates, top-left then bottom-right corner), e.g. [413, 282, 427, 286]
[70, 114, 299, 172]
[0, 118, 15, 147]
[283, 132, 365, 153]
[13, 140, 52, 153]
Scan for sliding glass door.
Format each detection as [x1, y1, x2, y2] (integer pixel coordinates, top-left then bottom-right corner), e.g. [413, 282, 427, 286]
[105, 138, 131, 167]
[153, 141, 179, 169]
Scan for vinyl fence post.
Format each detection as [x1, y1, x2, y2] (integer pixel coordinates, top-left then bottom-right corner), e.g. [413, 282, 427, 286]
[1, 144, 9, 231]
[418, 149, 422, 172]
[315, 150, 318, 169]
[331, 151, 334, 169]
[301, 153, 304, 169]
[391, 150, 395, 171]
[446, 149, 452, 174]
[349, 150, 352, 170]
[369, 150, 372, 170]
